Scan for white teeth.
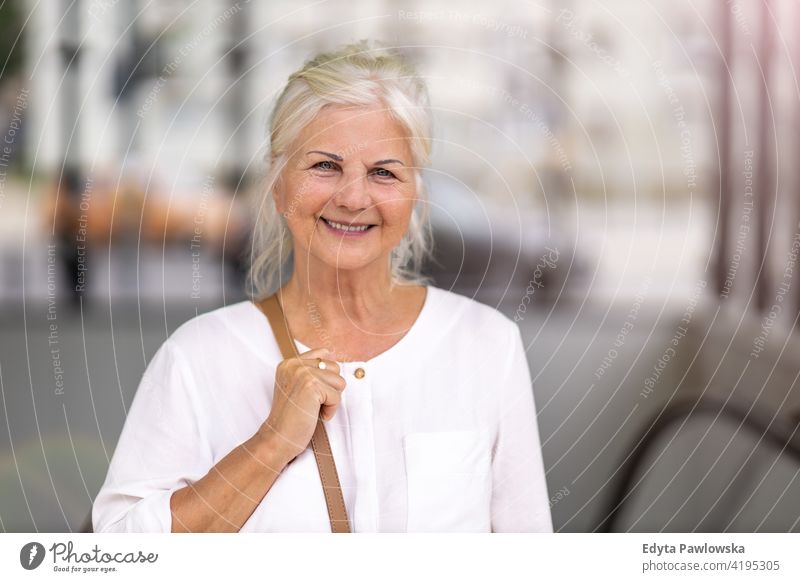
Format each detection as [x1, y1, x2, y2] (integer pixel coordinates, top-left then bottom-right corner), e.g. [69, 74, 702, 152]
[324, 219, 371, 232]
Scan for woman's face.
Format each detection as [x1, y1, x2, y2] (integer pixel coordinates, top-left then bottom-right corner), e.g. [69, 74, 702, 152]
[273, 104, 417, 274]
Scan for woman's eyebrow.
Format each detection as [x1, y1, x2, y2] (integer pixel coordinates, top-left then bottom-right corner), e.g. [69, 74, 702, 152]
[306, 150, 343, 161]
[306, 150, 406, 167]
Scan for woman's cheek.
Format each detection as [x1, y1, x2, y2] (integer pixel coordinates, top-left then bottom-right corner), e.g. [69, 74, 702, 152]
[380, 204, 414, 244]
[285, 207, 318, 246]
[387, 194, 415, 227]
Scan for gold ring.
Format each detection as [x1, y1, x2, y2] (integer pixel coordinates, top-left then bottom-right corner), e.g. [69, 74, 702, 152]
[317, 358, 327, 370]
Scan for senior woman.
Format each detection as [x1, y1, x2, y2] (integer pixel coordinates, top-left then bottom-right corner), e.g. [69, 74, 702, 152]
[92, 41, 552, 533]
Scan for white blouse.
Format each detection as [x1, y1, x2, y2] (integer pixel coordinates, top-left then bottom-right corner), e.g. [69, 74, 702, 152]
[92, 285, 553, 533]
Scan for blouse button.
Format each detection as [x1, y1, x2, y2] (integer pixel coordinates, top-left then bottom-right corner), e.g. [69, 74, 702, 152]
[354, 367, 366, 379]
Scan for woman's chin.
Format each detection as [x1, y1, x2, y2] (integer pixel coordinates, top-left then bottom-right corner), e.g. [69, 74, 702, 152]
[303, 250, 381, 273]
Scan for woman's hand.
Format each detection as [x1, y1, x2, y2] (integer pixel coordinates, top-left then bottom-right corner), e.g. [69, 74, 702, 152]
[258, 347, 346, 463]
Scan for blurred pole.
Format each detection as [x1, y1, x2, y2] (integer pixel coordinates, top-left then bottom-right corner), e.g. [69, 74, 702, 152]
[56, 0, 87, 307]
[754, 0, 775, 313]
[111, 2, 156, 161]
[713, 0, 733, 299]
[226, 0, 248, 185]
[59, 0, 83, 169]
[545, 0, 570, 195]
[222, 0, 251, 296]
[119, 1, 142, 158]
[545, 0, 572, 276]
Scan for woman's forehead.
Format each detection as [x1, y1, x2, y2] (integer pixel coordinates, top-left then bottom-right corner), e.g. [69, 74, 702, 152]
[307, 105, 406, 135]
[296, 109, 412, 160]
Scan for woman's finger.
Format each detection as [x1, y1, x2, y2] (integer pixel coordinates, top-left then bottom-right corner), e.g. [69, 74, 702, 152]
[292, 363, 345, 391]
[297, 348, 341, 375]
[318, 385, 343, 420]
[298, 357, 341, 376]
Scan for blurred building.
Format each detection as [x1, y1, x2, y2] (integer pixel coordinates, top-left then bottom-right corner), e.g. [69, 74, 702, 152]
[1, 0, 799, 533]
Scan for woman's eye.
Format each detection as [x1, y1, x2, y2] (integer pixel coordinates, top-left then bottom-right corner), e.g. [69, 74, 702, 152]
[372, 168, 396, 179]
[314, 160, 337, 171]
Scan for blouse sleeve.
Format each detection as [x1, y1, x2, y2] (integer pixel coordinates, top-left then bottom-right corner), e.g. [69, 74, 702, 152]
[92, 339, 211, 532]
[490, 324, 553, 532]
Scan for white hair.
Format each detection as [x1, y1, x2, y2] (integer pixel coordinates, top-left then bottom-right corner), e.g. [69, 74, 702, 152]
[246, 40, 434, 300]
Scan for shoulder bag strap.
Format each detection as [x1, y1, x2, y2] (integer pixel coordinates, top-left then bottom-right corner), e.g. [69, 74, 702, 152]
[257, 293, 352, 533]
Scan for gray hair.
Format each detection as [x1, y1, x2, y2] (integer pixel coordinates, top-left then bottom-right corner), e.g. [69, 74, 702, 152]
[246, 40, 434, 300]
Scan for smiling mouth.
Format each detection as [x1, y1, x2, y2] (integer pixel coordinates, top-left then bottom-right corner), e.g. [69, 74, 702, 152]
[320, 217, 378, 234]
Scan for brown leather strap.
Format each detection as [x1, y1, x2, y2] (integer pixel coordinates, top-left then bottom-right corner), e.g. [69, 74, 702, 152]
[257, 293, 352, 533]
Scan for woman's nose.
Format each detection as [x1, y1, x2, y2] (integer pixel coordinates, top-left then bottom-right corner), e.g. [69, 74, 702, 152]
[332, 174, 371, 210]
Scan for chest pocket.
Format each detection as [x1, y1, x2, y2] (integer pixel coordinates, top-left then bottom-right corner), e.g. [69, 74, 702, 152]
[403, 429, 493, 532]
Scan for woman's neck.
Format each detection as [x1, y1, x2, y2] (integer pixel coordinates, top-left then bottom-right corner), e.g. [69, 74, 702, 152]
[273, 255, 426, 362]
[280, 255, 399, 325]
